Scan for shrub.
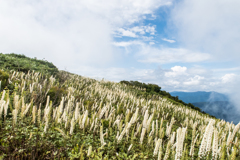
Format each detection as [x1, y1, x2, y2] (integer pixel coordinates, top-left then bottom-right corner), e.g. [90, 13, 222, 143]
[0, 70, 9, 90]
[47, 86, 67, 106]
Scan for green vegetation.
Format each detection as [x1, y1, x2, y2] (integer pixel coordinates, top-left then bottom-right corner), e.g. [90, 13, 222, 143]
[0, 70, 9, 90]
[120, 80, 204, 113]
[0, 53, 59, 76]
[47, 86, 68, 105]
[0, 54, 239, 159]
[0, 70, 15, 92]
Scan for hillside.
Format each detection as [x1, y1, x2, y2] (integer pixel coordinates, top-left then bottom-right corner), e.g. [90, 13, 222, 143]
[120, 81, 203, 114]
[0, 53, 59, 76]
[0, 54, 240, 159]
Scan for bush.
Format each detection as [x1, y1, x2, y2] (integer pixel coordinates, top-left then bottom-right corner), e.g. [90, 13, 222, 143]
[0, 70, 9, 90]
[47, 86, 67, 106]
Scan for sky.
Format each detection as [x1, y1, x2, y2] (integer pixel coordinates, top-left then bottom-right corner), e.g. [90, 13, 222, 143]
[0, 0, 240, 104]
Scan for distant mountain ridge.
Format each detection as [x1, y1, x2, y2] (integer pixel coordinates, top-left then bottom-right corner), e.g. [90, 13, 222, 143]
[192, 101, 238, 123]
[170, 91, 229, 103]
[170, 91, 239, 124]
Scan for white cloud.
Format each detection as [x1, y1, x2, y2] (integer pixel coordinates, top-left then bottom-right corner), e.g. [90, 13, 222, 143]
[70, 66, 155, 82]
[213, 67, 240, 72]
[165, 66, 187, 77]
[183, 75, 205, 86]
[171, 66, 187, 73]
[188, 67, 209, 75]
[221, 74, 237, 83]
[142, 36, 155, 42]
[149, 42, 155, 45]
[171, 0, 240, 61]
[137, 46, 211, 64]
[144, 26, 156, 35]
[0, 0, 172, 70]
[114, 25, 156, 38]
[116, 28, 137, 37]
[112, 41, 143, 47]
[162, 38, 176, 43]
[131, 27, 146, 34]
[114, 41, 211, 63]
[80, 0, 173, 26]
[0, 1, 114, 69]
[168, 80, 180, 85]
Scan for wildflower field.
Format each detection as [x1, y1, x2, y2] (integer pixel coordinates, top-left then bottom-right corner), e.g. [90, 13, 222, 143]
[0, 54, 240, 159]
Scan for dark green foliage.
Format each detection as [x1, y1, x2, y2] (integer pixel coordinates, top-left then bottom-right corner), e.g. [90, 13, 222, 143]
[120, 80, 161, 93]
[0, 70, 9, 90]
[0, 118, 68, 159]
[120, 80, 203, 113]
[0, 53, 59, 76]
[102, 120, 109, 128]
[56, 70, 72, 84]
[0, 70, 15, 92]
[47, 86, 67, 106]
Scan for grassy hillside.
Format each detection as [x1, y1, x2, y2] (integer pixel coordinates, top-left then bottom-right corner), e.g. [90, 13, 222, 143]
[120, 81, 205, 114]
[0, 53, 59, 76]
[0, 54, 239, 159]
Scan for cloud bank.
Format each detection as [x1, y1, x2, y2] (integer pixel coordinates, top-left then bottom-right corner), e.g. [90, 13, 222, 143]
[0, 0, 172, 69]
[170, 0, 240, 62]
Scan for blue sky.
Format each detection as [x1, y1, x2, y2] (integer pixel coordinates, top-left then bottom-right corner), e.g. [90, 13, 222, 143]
[0, 0, 240, 101]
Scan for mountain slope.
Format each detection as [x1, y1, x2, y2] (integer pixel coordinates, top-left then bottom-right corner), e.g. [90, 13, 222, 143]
[0, 53, 239, 159]
[0, 53, 59, 75]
